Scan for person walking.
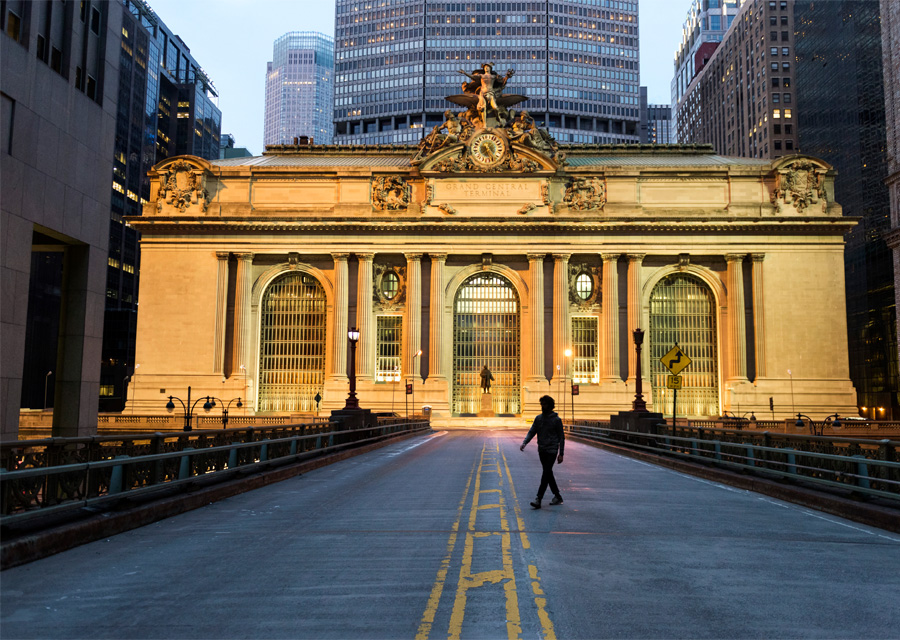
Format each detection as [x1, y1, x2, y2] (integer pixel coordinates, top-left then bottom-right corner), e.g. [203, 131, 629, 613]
[520, 395, 565, 509]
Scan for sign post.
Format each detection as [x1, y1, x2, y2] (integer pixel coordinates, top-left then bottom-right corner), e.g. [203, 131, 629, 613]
[660, 345, 691, 429]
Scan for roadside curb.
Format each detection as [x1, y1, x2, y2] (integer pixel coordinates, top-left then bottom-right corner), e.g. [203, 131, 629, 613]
[568, 435, 900, 534]
[1, 431, 426, 570]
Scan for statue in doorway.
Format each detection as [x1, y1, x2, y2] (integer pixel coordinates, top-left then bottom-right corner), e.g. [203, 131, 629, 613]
[480, 365, 494, 393]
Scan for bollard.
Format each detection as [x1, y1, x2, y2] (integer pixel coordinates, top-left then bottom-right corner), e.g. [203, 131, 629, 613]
[228, 447, 238, 469]
[852, 455, 871, 490]
[290, 438, 297, 456]
[745, 444, 755, 467]
[259, 443, 268, 462]
[108, 455, 130, 494]
[178, 447, 194, 480]
[785, 448, 797, 476]
[713, 441, 722, 461]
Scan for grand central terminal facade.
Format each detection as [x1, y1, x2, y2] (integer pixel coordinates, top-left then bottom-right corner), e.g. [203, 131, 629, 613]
[128, 81, 857, 425]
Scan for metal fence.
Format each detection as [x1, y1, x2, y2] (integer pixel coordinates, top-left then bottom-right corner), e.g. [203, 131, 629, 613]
[1, 418, 430, 526]
[564, 420, 900, 502]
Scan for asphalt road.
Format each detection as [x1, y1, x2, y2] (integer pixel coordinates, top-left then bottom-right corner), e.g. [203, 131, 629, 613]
[2, 430, 899, 639]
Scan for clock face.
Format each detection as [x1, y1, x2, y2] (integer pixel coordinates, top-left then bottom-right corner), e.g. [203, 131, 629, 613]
[469, 132, 507, 168]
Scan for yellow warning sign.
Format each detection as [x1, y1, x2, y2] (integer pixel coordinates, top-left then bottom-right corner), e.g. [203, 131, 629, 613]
[660, 345, 692, 376]
[666, 375, 682, 390]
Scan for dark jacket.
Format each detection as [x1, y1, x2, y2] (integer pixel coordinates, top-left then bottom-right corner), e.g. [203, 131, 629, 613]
[522, 410, 565, 455]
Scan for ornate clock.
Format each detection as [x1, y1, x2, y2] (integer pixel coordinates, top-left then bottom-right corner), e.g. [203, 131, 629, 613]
[468, 131, 508, 169]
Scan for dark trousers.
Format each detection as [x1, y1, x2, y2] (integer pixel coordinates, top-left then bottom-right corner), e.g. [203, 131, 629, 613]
[537, 449, 560, 500]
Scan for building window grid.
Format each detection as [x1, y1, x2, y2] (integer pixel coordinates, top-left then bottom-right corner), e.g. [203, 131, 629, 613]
[375, 315, 402, 382]
[571, 316, 599, 384]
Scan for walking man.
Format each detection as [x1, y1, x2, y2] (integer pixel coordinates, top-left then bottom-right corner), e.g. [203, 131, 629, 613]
[520, 395, 564, 509]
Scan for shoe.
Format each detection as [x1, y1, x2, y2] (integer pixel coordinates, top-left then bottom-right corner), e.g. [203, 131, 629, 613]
[550, 495, 563, 505]
[530, 499, 542, 509]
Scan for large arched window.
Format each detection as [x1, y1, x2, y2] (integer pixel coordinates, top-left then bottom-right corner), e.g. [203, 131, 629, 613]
[649, 273, 720, 417]
[257, 272, 326, 412]
[452, 273, 521, 416]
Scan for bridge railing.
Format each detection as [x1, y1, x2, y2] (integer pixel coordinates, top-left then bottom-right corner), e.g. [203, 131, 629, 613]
[0, 417, 430, 526]
[564, 420, 900, 502]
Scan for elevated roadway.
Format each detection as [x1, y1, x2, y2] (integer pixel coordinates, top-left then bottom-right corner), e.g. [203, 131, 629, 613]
[2, 430, 899, 639]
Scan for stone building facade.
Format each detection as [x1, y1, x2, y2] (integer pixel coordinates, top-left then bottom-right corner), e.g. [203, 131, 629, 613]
[127, 127, 858, 425]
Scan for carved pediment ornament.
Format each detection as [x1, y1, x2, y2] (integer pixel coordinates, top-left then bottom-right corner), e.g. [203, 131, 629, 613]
[157, 159, 211, 214]
[563, 176, 607, 211]
[372, 175, 411, 211]
[771, 160, 827, 214]
[568, 262, 602, 309]
[373, 263, 407, 309]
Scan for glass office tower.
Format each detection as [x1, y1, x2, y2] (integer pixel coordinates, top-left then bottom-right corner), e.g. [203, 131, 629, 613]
[333, 0, 640, 145]
[265, 31, 335, 146]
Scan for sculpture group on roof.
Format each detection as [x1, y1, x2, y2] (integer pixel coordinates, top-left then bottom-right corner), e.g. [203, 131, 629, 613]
[413, 62, 561, 166]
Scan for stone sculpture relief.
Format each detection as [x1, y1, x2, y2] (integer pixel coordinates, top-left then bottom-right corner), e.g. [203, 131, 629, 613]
[157, 160, 210, 213]
[563, 176, 607, 211]
[771, 160, 827, 214]
[372, 175, 411, 211]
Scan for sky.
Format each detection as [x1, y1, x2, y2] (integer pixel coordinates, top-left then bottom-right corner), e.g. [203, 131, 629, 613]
[147, 0, 687, 156]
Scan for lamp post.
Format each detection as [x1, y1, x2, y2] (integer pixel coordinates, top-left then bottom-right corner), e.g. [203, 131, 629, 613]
[239, 364, 247, 413]
[795, 412, 841, 436]
[564, 348, 572, 423]
[632, 329, 647, 412]
[122, 375, 130, 410]
[43, 371, 53, 410]
[165, 386, 213, 431]
[208, 396, 243, 428]
[412, 349, 422, 417]
[344, 327, 360, 410]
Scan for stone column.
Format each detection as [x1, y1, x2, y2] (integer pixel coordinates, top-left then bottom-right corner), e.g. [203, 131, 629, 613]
[552, 253, 571, 381]
[428, 253, 447, 379]
[232, 253, 253, 376]
[356, 253, 375, 380]
[601, 253, 621, 382]
[725, 254, 749, 382]
[404, 253, 423, 379]
[625, 254, 645, 384]
[751, 254, 767, 379]
[331, 253, 350, 381]
[527, 253, 546, 381]
[214, 252, 229, 374]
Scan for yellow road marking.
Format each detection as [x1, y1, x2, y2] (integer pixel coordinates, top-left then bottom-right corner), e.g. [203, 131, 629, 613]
[419, 439, 557, 640]
[415, 454, 478, 640]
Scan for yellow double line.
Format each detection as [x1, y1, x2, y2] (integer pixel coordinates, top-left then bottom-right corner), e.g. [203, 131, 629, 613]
[416, 441, 556, 640]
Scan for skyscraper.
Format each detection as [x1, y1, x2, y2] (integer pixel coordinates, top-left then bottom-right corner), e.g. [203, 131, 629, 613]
[793, 0, 896, 419]
[674, 0, 799, 158]
[671, 0, 741, 131]
[100, 0, 222, 411]
[264, 32, 334, 146]
[639, 87, 674, 144]
[883, 0, 900, 369]
[333, 0, 640, 146]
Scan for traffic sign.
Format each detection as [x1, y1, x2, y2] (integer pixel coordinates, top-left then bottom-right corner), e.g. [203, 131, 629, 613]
[666, 375, 682, 390]
[571, 384, 579, 396]
[660, 345, 692, 376]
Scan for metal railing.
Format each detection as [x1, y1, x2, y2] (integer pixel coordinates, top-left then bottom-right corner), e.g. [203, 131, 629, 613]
[564, 420, 900, 502]
[1, 418, 430, 526]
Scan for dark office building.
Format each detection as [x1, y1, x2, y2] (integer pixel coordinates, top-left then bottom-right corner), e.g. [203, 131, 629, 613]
[333, 0, 640, 145]
[100, 0, 221, 411]
[794, 0, 897, 418]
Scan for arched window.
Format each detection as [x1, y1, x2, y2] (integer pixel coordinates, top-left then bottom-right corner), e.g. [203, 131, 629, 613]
[452, 273, 521, 416]
[649, 273, 720, 417]
[257, 272, 326, 412]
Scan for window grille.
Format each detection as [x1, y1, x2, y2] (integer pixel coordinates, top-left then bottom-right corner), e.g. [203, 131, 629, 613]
[649, 274, 720, 417]
[257, 273, 326, 412]
[375, 315, 402, 382]
[572, 316, 599, 384]
[452, 273, 520, 416]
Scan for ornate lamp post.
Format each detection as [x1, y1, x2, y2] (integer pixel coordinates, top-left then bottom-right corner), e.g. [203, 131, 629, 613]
[208, 396, 243, 428]
[796, 412, 841, 436]
[344, 327, 360, 410]
[412, 349, 422, 417]
[632, 329, 647, 412]
[166, 386, 213, 431]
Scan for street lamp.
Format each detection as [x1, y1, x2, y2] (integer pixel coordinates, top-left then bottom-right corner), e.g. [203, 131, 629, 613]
[632, 329, 647, 412]
[411, 349, 422, 417]
[344, 327, 360, 410]
[165, 386, 213, 431]
[207, 396, 243, 428]
[43, 371, 53, 410]
[795, 412, 841, 436]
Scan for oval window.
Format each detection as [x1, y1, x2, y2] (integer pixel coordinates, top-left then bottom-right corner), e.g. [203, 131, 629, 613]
[575, 273, 593, 300]
[382, 271, 399, 299]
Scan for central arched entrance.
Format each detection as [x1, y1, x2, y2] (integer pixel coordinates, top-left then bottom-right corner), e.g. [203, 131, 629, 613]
[452, 272, 521, 416]
[257, 272, 326, 412]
